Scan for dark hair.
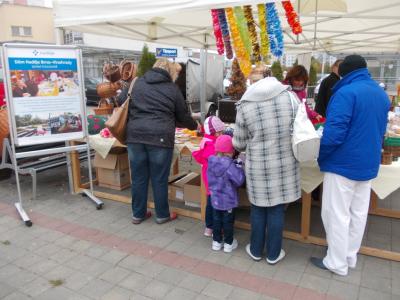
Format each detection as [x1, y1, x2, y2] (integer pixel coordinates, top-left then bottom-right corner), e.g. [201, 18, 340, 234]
[285, 65, 308, 86]
[332, 59, 343, 69]
[175, 62, 186, 99]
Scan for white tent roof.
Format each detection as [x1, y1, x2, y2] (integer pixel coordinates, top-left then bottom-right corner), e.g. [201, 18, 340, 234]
[53, 0, 400, 54]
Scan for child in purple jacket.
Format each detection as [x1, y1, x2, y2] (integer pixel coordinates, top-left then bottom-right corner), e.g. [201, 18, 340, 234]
[207, 135, 245, 253]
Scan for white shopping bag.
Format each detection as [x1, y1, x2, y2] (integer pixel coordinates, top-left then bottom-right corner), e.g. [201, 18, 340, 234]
[289, 92, 320, 162]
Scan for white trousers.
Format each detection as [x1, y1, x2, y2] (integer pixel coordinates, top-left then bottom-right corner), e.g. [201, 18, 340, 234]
[321, 172, 371, 276]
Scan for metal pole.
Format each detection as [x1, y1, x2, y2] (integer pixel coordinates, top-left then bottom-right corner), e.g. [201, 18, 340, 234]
[200, 34, 208, 123]
[296, 0, 301, 44]
[313, 0, 319, 50]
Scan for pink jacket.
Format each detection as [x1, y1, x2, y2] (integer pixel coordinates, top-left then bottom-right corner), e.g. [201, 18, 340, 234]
[291, 88, 319, 120]
[192, 134, 217, 195]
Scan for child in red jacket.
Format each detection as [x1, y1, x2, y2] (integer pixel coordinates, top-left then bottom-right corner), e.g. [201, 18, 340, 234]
[192, 116, 225, 237]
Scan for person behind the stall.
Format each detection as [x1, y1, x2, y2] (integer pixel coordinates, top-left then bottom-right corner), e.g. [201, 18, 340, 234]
[314, 59, 343, 117]
[233, 76, 300, 265]
[119, 58, 197, 225]
[310, 55, 390, 276]
[207, 135, 245, 252]
[284, 65, 324, 124]
[192, 116, 225, 237]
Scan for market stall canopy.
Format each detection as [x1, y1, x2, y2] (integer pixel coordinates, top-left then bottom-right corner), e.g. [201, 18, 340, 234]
[53, 0, 400, 54]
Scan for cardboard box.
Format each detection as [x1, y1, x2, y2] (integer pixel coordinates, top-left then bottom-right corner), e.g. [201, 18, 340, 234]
[94, 152, 131, 190]
[168, 172, 198, 202]
[184, 174, 201, 207]
[238, 187, 250, 207]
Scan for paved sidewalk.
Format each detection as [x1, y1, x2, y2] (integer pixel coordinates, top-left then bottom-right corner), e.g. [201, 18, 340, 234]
[0, 168, 399, 300]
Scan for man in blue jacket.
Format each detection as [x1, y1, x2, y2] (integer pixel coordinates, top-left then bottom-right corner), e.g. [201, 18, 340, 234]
[310, 55, 390, 276]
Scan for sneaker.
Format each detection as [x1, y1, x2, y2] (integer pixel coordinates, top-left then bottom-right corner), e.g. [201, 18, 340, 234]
[132, 211, 152, 225]
[212, 240, 223, 251]
[156, 212, 178, 224]
[266, 249, 286, 265]
[246, 244, 262, 261]
[223, 239, 238, 253]
[204, 227, 213, 237]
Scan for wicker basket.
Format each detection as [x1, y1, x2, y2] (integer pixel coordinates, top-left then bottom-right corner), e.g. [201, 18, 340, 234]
[94, 99, 114, 115]
[120, 60, 137, 81]
[103, 63, 121, 82]
[0, 107, 9, 158]
[96, 82, 117, 99]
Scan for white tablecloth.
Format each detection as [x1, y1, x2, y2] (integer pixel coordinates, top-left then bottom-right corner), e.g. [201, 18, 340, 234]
[300, 161, 400, 200]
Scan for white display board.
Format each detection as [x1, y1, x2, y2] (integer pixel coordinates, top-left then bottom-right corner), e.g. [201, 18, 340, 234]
[2, 44, 86, 146]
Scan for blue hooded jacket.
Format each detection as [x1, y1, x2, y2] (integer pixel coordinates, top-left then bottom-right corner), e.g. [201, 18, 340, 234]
[318, 68, 390, 181]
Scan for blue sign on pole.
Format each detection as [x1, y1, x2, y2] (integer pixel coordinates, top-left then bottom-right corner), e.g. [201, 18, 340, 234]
[156, 48, 178, 58]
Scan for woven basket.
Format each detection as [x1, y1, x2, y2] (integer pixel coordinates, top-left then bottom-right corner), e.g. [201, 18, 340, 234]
[94, 99, 114, 115]
[120, 60, 137, 81]
[103, 63, 121, 83]
[0, 107, 9, 158]
[96, 82, 117, 99]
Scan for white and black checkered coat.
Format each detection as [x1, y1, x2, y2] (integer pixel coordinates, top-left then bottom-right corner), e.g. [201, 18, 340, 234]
[233, 78, 301, 207]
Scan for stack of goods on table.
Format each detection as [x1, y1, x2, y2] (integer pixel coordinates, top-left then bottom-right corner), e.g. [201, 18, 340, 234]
[382, 111, 400, 165]
[175, 128, 201, 146]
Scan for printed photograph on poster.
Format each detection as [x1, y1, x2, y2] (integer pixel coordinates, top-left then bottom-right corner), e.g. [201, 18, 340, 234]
[10, 70, 79, 98]
[15, 112, 83, 138]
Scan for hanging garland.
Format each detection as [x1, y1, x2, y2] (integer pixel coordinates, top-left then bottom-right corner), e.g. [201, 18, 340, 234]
[217, 8, 233, 59]
[211, 9, 225, 55]
[257, 4, 269, 61]
[225, 7, 252, 77]
[281, 1, 302, 35]
[243, 5, 261, 63]
[266, 2, 284, 57]
[233, 6, 252, 58]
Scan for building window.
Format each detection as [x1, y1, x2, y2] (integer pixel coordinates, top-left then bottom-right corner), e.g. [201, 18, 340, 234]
[11, 26, 32, 37]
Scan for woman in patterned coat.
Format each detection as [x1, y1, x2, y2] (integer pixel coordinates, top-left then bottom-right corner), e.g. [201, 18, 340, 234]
[233, 77, 300, 265]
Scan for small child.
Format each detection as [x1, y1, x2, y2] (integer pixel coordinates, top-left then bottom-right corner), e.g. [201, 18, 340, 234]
[207, 135, 245, 253]
[192, 116, 225, 237]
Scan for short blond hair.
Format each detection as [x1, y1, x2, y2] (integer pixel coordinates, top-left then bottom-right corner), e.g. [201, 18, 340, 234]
[249, 64, 271, 84]
[153, 58, 180, 82]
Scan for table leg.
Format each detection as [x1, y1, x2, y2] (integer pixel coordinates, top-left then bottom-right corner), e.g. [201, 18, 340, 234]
[301, 191, 312, 240]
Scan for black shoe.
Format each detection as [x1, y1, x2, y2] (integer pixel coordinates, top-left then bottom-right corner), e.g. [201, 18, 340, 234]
[310, 257, 328, 270]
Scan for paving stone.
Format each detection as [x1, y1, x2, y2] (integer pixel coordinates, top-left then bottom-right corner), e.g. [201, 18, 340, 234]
[393, 277, 400, 296]
[54, 235, 80, 248]
[164, 240, 194, 254]
[29, 258, 60, 275]
[142, 279, 173, 299]
[333, 270, 362, 286]
[247, 261, 277, 279]
[64, 272, 94, 291]
[154, 267, 188, 286]
[298, 273, 331, 294]
[129, 294, 153, 300]
[43, 265, 76, 281]
[363, 256, 392, 278]
[13, 253, 45, 269]
[227, 287, 263, 300]
[99, 266, 131, 285]
[225, 255, 254, 272]
[118, 272, 153, 293]
[50, 248, 79, 264]
[326, 280, 359, 300]
[202, 280, 234, 299]
[178, 273, 211, 293]
[78, 278, 114, 299]
[164, 286, 197, 300]
[3, 291, 32, 300]
[131, 260, 166, 278]
[203, 250, 231, 265]
[33, 286, 78, 300]
[19, 277, 51, 298]
[0, 282, 16, 298]
[69, 240, 93, 253]
[85, 245, 110, 259]
[34, 243, 62, 257]
[101, 286, 133, 300]
[358, 287, 392, 300]
[100, 249, 128, 265]
[118, 255, 148, 271]
[304, 260, 333, 279]
[273, 267, 303, 285]
[0, 264, 22, 282]
[361, 272, 392, 294]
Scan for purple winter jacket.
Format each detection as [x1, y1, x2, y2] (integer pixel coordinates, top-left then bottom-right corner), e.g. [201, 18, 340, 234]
[207, 155, 245, 211]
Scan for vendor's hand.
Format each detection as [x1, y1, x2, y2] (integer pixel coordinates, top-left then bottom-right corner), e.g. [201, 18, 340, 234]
[316, 115, 323, 122]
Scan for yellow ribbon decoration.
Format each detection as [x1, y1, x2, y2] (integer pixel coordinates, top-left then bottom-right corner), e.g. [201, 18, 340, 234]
[225, 7, 252, 77]
[257, 4, 269, 62]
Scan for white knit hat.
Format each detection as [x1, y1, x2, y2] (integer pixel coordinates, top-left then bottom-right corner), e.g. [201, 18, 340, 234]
[204, 116, 225, 135]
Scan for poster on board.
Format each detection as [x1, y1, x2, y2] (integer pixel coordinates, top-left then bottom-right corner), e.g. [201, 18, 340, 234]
[2, 44, 85, 146]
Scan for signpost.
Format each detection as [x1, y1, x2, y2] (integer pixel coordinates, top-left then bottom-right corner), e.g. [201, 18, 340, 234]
[156, 48, 178, 58]
[1, 43, 103, 226]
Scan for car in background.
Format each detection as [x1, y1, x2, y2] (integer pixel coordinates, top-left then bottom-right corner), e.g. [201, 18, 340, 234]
[84, 77, 101, 105]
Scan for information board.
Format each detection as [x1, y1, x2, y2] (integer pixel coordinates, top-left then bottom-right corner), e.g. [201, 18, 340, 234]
[2, 44, 86, 146]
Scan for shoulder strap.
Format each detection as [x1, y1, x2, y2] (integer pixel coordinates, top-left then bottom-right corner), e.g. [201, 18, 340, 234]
[127, 77, 137, 98]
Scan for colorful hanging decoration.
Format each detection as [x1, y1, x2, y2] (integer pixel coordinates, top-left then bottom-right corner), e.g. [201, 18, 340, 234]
[225, 7, 252, 77]
[266, 2, 284, 58]
[281, 1, 302, 35]
[233, 6, 252, 58]
[257, 4, 269, 60]
[217, 8, 233, 59]
[243, 5, 261, 62]
[211, 9, 225, 55]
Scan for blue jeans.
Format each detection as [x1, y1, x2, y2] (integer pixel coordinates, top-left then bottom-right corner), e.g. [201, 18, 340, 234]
[206, 195, 213, 229]
[213, 209, 235, 245]
[250, 204, 285, 260]
[127, 143, 173, 220]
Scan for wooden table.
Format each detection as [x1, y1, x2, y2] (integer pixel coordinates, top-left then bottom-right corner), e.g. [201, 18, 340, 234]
[69, 140, 400, 261]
